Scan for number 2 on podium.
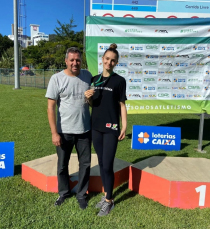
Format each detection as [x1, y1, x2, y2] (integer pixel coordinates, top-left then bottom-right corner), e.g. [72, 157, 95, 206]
[195, 185, 206, 206]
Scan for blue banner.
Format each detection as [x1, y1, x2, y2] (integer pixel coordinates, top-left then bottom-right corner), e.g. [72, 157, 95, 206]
[0, 142, 15, 178]
[132, 125, 181, 151]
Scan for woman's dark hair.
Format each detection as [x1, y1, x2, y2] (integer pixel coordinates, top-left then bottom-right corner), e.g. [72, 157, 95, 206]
[103, 43, 119, 61]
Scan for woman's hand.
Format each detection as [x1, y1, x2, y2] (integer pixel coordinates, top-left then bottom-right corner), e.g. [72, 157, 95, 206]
[118, 128, 126, 140]
[84, 89, 95, 99]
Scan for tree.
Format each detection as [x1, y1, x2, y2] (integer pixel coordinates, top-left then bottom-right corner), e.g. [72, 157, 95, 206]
[0, 34, 14, 58]
[54, 16, 77, 42]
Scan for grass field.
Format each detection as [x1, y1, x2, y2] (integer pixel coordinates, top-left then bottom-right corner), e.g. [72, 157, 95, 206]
[1, 84, 210, 229]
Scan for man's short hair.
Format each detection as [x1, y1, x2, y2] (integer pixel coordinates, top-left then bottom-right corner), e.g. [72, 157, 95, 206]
[65, 47, 82, 59]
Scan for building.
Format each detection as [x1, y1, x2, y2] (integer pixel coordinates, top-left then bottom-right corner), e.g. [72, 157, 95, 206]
[8, 24, 49, 47]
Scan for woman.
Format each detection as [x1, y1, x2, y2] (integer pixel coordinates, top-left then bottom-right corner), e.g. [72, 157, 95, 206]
[85, 43, 127, 216]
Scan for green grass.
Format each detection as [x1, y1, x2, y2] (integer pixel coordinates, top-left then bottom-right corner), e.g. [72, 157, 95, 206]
[1, 84, 210, 229]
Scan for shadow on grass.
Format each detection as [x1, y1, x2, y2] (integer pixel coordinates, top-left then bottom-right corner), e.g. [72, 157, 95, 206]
[113, 182, 138, 205]
[14, 164, 22, 175]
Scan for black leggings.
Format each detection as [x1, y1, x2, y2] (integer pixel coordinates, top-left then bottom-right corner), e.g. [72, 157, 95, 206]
[92, 129, 118, 200]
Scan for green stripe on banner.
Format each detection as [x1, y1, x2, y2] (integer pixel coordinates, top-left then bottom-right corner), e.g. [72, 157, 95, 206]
[125, 100, 205, 114]
[86, 16, 210, 26]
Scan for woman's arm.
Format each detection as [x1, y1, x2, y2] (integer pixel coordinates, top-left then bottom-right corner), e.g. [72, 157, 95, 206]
[118, 101, 127, 140]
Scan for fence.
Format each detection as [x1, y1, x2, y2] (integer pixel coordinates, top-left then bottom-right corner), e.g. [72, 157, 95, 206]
[0, 69, 64, 89]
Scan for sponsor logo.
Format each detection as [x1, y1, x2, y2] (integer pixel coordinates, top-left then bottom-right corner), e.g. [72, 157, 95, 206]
[180, 29, 198, 33]
[158, 86, 170, 90]
[162, 46, 174, 51]
[146, 55, 158, 59]
[130, 46, 143, 51]
[192, 54, 205, 58]
[138, 132, 150, 144]
[172, 87, 186, 90]
[146, 45, 158, 49]
[117, 45, 129, 50]
[129, 78, 142, 83]
[193, 46, 206, 51]
[189, 70, 201, 74]
[155, 30, 168, 33]
[106, 123, 111, 128]
[158, 71, 172, 75]
[116, 63, 127, 67]
[120, 54, 128, 58]
[187, 94, 202, 98]
[101, 28, 114, 33]
[145, 62, 157, 66]
[160, 55, 175, 58]
[142, 94, 156, 98]
[176, 63, 188, 67]
[158, 78, 171, 82]
[176, 55, 189, 58]
[177, 46, 191, 50]
[173, 94, 185, 98]
[174, 78, 186, 83]
[204, 79, 210, 83]
[174, 70, 186, 74]
[130, 54, 142, 58]
[144, 78, 155, 82]
[206, 71, 210, 75]
[128, 93, 141, 98]
[129, 86, 141, 90]
[160, 63, 173, 67]
[188, 78, 202, 83]
[115, 70, 126, 74]
[158, 93, 170, 98]
[188, 86, 201, 90]
[205, 87, 209, 91]
[125, 29, 142, 33]
[144, 71, 157, 75]
[130, 63, 142, 66]
[112, 124, 118, 130]
[150, 132, 176, 146]
[99, 45, 109, 50]
[144, 86, 155, 91]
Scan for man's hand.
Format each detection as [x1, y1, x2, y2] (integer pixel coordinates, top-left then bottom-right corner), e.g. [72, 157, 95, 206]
[52, 133, 62, 146]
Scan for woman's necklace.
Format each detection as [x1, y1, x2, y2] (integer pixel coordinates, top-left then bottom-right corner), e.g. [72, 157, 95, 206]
[93, 72, 114, 87]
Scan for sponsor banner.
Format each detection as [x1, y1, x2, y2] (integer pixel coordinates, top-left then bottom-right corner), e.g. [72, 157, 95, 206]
[0, 142, 14, 178]
[86, 16, 210, 114]
[132, 125, 181, 151]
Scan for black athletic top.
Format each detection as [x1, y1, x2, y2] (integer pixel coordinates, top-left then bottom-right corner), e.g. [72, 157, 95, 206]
[91, 73, 127, 137]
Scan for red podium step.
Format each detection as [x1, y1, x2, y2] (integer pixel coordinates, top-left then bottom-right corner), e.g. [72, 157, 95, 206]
[22, 154, 131, 193]
[129, 156, 210, 209]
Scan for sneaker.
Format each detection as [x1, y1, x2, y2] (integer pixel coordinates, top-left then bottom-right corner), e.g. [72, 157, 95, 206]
[54, 196, 65, 206]
[77, 198, 88, 210]
[95, 196, 106, 209]
[97, 200, 114, 216]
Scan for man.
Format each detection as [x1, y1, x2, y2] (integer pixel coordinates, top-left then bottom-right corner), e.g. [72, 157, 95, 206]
[45, 47, 92, 209]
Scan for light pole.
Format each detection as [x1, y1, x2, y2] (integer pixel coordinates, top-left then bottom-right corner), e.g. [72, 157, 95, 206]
[83, 0, 86, 52]
[14, 0, 20, 89]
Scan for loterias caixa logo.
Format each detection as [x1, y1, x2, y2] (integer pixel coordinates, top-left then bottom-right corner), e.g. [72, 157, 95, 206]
[132, 126, 181, 151]
[0, 142, 14, 178]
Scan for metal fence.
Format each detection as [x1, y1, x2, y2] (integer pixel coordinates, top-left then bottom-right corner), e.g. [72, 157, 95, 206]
[0, 69, 64, 89]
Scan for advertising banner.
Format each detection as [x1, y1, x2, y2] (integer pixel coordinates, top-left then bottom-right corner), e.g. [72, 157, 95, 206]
[131, 125, 181, 151]
[0, 142, 15, 178]
[86, 16, 210, 114]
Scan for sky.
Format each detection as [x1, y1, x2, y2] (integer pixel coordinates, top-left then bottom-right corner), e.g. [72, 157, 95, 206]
[0, 0, 90, 37]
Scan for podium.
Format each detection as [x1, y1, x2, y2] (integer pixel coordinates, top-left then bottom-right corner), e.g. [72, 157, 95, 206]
[129, 156, 210, 209]
[22, 154, 131, 193]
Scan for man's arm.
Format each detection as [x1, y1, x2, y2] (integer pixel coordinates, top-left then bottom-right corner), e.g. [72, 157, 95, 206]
[118, 101, 127, 140]
[47, 99, 62, 146]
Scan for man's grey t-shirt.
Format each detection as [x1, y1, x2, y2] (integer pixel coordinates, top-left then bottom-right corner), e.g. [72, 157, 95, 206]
[45, 70, 92, 134]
